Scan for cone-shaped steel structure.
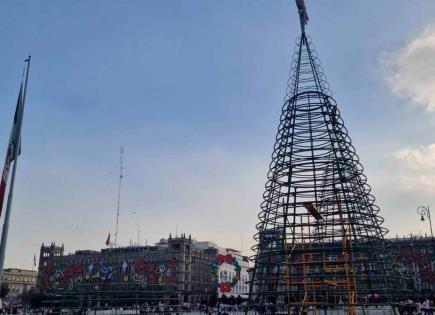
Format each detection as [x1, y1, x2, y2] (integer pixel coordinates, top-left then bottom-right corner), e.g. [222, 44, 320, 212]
[248, 6, 403, 315]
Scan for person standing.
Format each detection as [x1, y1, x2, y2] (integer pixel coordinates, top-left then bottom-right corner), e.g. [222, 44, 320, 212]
[422, 298, 432, 315]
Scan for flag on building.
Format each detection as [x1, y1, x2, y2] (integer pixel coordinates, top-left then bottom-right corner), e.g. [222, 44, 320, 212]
[33, 254, 36, 267]
[106, 233, 111, 246]
[0, 86, 23, 217]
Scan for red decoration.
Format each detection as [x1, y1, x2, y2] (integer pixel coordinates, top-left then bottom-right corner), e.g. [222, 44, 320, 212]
[64, 263, 84, 281]
[217, 254, 233, 265]
[44, 263, 55, 275]
[399, 248, 430, 264]
[148, 272, 157, 284]
[421, 270, 435, 283]
[134, 260, 146, 272]
[144, 261, 155, 273]
[167, 257, 178, 269]
[220, 281, 232, 293]
[167, 275, 178, 284]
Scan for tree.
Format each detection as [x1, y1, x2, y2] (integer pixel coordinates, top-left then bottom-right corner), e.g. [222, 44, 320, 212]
[236, 295, 243, 305]
[229, 295, 235, 305]
[209, 292, 218, 306]
[21, 289, 46, 308]
[0, 283, 9, 298]
[220, 294, 228, 305]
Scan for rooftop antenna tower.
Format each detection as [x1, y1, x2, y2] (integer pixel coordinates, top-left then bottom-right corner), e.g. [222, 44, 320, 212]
[114, 147, 124, 247]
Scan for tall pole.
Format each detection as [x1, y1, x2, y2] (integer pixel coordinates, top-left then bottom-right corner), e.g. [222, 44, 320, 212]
[427, 207, 434, 240]
[0, 56, 31, 288]
[417, 205, 435, 255]
[417, 206, 434, 238]
[114, 147, 124, 247]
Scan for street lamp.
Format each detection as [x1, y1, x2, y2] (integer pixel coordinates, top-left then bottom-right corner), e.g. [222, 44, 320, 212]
[417, 206, 434, 239]
[417, 206, 435, 274]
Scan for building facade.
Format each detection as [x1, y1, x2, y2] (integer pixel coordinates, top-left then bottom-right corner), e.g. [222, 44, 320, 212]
[37, 235, 249, 307]
[2, 268, 37, 298]
[215, 249, 249, 298]
[389, 236, 435, 295]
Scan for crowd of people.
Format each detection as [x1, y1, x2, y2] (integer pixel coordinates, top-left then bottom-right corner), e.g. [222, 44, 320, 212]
[398, 298, 434, 315]
[1, 299, 434, 315]
[0, 301, 246, 315]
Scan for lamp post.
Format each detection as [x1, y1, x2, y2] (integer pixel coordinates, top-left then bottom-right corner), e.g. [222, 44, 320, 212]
[417, 206, 434, 240]
[417, 206, 435, 262]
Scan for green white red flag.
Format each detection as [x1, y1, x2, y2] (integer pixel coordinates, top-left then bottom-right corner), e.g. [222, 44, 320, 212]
[106, 233, 111, 246]
[295, 0, 309, 29]
[0, 85, 23, 217]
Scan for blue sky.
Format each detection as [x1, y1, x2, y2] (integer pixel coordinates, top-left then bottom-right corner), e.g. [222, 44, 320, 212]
[1, 0, 435, 268]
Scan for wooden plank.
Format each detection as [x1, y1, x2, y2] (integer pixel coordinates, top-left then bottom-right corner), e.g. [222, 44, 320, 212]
[303, 202, 324, 221]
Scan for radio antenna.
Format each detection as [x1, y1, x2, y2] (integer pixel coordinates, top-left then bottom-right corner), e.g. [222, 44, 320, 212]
[114, 147, 124, 247]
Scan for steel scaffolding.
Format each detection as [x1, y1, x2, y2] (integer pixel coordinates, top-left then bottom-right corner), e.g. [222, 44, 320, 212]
[248, 3, 404, 315]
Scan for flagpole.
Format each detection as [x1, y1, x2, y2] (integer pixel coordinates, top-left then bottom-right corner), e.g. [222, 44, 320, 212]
[22, 56, 31, 109]
[0, 56, 31, 289]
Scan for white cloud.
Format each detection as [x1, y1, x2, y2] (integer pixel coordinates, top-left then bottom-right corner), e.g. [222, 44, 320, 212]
[397, 173, 435, 193]
[395, 143, 435, 170]
[384, 27, 435, 111]
[395, 144, 435, 192]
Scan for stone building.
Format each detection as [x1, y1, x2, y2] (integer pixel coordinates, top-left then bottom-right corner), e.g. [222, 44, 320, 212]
[215, 249, 249, 298]
[37, 235, 221, 307]
[2, 268, 37, 297]
[193, 241, 250, 299]
[389, 236, 435, 295]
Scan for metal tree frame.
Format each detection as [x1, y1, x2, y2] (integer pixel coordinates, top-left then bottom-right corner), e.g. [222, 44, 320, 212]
[248, 6, 404, 315]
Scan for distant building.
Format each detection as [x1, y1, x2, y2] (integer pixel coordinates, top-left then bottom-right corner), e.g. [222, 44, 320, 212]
[2, 268, 37, 298]
[194, 242, 250, 298]
[216, 249, 249, 298]
[389, 236, 435, 294]
[37, 235, 249, 307]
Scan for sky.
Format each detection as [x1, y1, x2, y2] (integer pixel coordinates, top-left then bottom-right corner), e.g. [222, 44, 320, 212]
[1, 0, 435, 269]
